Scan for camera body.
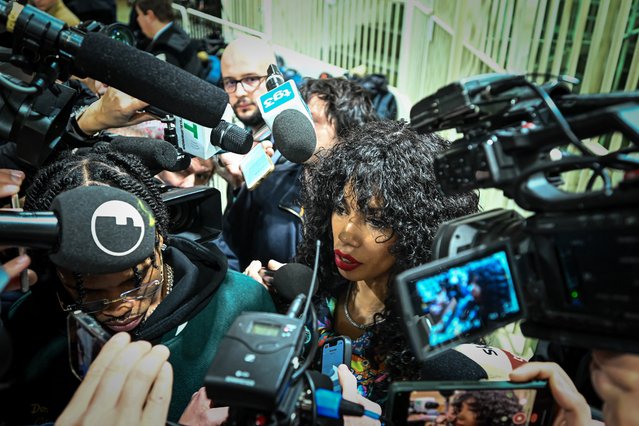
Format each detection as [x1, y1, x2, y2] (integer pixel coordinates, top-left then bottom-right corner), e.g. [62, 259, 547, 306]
[407, 73, 639, 353]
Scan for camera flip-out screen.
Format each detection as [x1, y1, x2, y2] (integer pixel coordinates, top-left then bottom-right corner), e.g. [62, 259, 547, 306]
[395, 243, 524, 361]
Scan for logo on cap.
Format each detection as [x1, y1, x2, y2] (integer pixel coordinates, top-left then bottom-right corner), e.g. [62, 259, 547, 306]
[91, 200, 146, 256]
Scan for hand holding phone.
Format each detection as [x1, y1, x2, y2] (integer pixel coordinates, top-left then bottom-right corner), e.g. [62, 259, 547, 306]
[510, 362, 593, 426]
[67, 311, 111, 380]
[387, 380, 555, 426]
[58, 332, 172, 425]
[240, 143, 275, 191]
[320, 336, 352, 392]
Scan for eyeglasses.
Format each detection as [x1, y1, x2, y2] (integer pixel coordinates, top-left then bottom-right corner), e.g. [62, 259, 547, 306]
[222, 75, 267, 93]
[59, 279, 163, 314]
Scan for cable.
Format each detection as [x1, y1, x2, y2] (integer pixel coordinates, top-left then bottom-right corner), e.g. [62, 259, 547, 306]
[524, 80, 595, 156]
[0, 74, 38, 94]
[290, 240, 321, 383]
[290, 304, 318, 382]
[303, 370, 317, 426]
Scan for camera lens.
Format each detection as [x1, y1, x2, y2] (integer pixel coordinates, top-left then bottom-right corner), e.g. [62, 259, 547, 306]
[100, 23, 135, 47]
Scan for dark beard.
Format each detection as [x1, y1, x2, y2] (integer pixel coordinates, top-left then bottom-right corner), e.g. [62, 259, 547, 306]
[238, 109, 265, 129]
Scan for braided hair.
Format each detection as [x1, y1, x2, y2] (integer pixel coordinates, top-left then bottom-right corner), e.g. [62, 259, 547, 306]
[24, 145, 170, 303]
[297, 120, 479, 381]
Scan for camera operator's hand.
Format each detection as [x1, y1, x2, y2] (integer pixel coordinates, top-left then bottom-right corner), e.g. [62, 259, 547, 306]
[337, 364, 381, 426]
[214, 141, 274, 190]
[178, 387, 229, 426]
[0, 168, 24, 199]
[76, 87, 154, 135]
[591, 350, 639, 426]
[56, 332, 172, 426]
[510, 362, 599, 426]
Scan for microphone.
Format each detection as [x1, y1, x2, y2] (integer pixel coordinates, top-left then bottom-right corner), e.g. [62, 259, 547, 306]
[272, 110, 317, 163]
[76, 34, 228, 128]
[109, 137, 182, 173]
[0, 186, 157, 274]
[173, 117, 253, 159]
[271, 263, 316, 302]
[0, 3, 228, 128]
[257, 64, 317, 163]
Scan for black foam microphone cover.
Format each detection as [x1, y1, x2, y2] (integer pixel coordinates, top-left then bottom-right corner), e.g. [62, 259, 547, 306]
[272, 109, 317, 163]
[74, 33, 228, 128]
[49, 186, 157, 274]
[110, 137, 179, 173]
[272, 263, 315, 302]
[212, 121, 253, 154]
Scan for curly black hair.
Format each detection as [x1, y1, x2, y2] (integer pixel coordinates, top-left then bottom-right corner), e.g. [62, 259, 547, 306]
[297, 119, 479, 380]
[24, 145, 169, 238]
[452, 390, 523, 425]
[300, 77, 378, 138]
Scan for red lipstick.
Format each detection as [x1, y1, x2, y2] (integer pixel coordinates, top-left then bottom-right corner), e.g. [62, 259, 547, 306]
[334, 250, 362, 271]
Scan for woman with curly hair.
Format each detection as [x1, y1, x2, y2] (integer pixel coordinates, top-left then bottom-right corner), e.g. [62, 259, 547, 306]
[451, 390, 523, 426]
[293, 120, 480, 404]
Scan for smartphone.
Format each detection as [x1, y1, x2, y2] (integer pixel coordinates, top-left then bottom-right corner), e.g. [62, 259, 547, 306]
[320, 336, 352, 392]
[395, 242, 524, 362]
[386, 380, 555, 426]
[67, 310, 111, 380]
[240, 143, 274, 191]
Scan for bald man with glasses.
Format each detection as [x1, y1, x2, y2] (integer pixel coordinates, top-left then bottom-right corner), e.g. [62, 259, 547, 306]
[211, 35, 304, 273]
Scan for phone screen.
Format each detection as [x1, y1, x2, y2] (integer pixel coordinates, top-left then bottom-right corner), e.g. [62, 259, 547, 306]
[409, 247, 521, 350]
[321, 338, 346, 392]
[399, 384, 552, 426]
[67, 311, 111, 380]
[240, 143, 274, 191]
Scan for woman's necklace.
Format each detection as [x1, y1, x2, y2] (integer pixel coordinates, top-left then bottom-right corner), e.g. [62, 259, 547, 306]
[343, 283, 382, 330]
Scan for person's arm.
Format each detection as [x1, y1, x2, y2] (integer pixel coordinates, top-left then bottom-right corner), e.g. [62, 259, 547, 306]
[56, 332, 172, 426]
[509, 362, 601, 426]
[337, 364, 382, 426]
[590, 350, 639, 426]
[75, 87, 155, 135]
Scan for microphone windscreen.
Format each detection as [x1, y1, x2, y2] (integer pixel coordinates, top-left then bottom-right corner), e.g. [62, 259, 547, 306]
[211, 121, 253, 154]
[272, 109, 317, 163]
[75, 33, 228, 128]
[110, 137, 179, 172]
[272, 263, 315, 302]
[50, 186, 157, 274]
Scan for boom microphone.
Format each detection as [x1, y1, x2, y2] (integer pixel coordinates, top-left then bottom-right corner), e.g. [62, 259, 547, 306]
[110, 137, 181, 173]
[0, 2, 228, 127]
[76, 33, 228, 128]
[0, 186, 156, 274]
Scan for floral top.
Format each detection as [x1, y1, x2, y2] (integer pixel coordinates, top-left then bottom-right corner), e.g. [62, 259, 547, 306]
[316, 295, 390, 406]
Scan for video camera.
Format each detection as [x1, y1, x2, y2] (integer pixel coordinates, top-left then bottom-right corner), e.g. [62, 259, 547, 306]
[397, 73, 639, 361]
[0, 1, 137, 167]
